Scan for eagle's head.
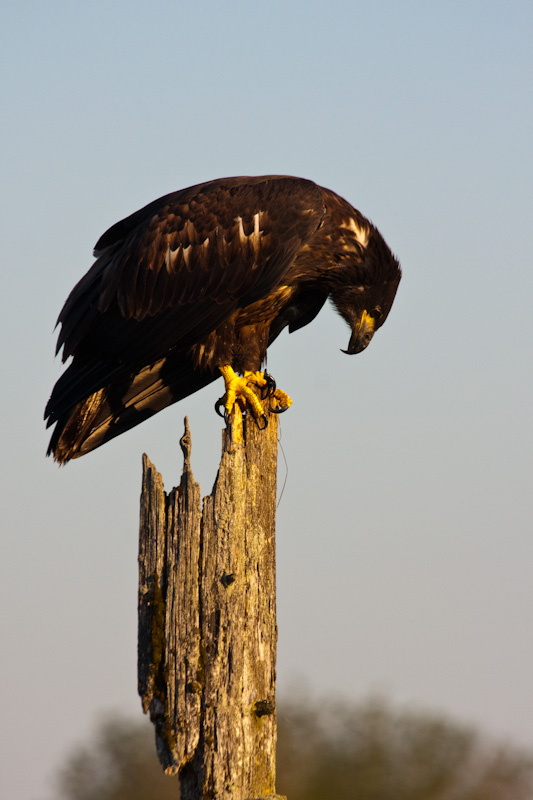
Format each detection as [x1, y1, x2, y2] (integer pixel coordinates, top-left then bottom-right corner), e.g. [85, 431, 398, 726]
[332, 238, 401, 356]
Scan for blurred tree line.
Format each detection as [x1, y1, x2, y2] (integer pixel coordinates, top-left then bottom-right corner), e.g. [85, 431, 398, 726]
[54, 697, 533, 800]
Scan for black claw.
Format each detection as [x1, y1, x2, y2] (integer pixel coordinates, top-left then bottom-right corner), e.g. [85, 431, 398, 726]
[262, 372, 276, 399]
[215, 399, 227, 421]
[270, 400, 289, 414]
[255, 413, 268, 430]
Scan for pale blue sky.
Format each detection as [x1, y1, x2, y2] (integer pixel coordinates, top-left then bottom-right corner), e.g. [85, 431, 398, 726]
[2, 2, 533, 798]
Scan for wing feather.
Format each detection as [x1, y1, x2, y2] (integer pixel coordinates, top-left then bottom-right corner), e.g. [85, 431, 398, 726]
[56, 176, 325, 367]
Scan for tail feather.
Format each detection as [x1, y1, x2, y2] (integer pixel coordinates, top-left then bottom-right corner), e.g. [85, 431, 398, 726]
[46, 354, 216, 463]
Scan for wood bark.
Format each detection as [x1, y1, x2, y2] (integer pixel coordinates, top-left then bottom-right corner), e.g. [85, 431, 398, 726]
[138, 400, 286, 800]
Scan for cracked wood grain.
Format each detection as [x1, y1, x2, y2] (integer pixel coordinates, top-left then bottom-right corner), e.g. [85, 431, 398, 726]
[138, 401, 286, 800]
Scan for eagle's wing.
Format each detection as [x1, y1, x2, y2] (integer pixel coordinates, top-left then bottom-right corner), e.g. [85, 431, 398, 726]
[55, 176, 326, 368]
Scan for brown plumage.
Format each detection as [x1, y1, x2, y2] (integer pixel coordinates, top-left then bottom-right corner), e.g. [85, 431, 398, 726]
[45, 175, 401, 462]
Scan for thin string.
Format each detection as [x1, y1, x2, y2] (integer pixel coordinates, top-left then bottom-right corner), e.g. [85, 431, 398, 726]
[276, 418, 289, 508]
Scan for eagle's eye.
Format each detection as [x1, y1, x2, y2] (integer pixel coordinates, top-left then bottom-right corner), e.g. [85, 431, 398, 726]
[372, 307, 382, 321]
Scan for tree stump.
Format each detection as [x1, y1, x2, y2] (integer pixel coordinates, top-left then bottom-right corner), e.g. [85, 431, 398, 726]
[138, 400, 286, 800]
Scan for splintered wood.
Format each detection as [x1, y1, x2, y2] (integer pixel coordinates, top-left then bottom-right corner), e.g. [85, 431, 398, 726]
[138, 404, 286, 800]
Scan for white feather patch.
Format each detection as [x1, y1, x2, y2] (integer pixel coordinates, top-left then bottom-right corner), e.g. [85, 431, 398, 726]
[234, 213, 265, 250]
[250, 211, 262, 253]
[182, 245, 192, 266]
[235, 215, 246, 244]
[165, 247, 180, 269]
[343, 217, 369, 247]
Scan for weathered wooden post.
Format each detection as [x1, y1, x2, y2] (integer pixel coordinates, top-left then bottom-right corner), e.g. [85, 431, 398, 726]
[138, 397, 286, 800]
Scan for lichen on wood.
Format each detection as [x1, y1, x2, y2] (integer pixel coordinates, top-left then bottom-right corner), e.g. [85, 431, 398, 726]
[138, 401, 286, 800]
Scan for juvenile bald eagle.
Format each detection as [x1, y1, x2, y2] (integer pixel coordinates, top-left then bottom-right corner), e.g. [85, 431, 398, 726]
[45, 175, 401, 463]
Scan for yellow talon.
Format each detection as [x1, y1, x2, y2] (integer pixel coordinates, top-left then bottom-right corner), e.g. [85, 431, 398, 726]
[218, 366, 265, 419]
[216, 366, 292, 423]
[269, 388, 292, 413]
[243, 370, 268, 390]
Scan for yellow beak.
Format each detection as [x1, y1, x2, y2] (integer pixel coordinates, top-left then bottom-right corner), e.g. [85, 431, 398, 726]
[342, 310, 376, 355]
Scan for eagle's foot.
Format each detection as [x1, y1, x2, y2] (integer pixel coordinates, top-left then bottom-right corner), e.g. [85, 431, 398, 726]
[242, 370, 277, 400]
[242, 371, 291, 415]
[215, 367, 291, 428]
[216, 366, 268, 426]
[245, 371, 291, 413]
[268, 387, 292, 414]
